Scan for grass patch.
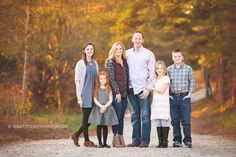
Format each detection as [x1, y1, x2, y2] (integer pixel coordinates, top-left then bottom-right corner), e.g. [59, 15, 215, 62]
[30, 112, 96, 132]
[0, 112, 98, 145]
[192, 98, 236, 138]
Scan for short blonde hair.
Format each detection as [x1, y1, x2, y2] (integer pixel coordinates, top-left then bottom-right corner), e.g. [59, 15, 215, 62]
[155, 60, 167, 76]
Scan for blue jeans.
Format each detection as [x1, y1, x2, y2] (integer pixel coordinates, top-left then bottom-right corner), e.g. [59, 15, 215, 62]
[128, 88, 151, 145]
[112, 96, 128, 136]
[170, 95, 192, 144]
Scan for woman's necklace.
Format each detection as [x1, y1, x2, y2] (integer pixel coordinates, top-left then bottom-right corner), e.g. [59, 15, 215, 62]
[87, 58, 92, 66]
[117, 58, 123, 66]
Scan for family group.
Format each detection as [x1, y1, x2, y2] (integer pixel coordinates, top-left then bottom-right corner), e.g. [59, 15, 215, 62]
[70, 32, 195, 149]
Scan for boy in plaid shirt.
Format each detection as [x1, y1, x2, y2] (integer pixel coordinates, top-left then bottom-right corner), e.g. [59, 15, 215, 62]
[167, 49, 195, 148]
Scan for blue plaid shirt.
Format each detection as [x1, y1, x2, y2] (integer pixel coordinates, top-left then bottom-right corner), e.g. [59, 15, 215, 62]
[167, 63, 195, 93]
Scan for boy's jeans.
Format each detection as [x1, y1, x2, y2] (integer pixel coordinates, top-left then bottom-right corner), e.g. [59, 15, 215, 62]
[170, 94, 192, 144]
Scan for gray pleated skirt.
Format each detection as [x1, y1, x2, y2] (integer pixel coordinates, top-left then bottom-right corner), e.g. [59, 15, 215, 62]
[88, 104, 118, 126]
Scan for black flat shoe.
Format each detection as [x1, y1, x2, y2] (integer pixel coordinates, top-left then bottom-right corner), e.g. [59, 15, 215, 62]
[97, 144, 103, 148]
[103, 144, 111, 148]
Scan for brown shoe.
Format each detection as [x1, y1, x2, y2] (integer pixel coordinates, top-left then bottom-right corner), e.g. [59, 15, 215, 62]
[118, 135, 126, 147]
[70, 133, 79, 146]
[84, 141, 97, 147]
[112, 136, 122, 147]
[139, 143, 148, 148]
[127, 143, 140, 147]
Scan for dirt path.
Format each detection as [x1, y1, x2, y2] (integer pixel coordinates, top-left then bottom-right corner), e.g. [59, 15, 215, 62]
[1, 89, 236, 157]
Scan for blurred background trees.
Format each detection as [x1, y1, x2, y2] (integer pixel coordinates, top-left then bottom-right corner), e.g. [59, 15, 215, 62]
[0, 0, 235, 117]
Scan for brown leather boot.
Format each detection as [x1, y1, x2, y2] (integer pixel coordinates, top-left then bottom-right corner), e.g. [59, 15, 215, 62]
[112, 135, 122, 147]
[119, 135, 126, 147]
[84, 140, 97, 147]
[70, 133, 80, 146]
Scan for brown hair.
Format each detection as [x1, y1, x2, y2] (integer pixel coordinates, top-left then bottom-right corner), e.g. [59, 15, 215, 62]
[93, 71, 111, 99]
[172, 49, 183, 55]
[81, 43, 95, 65]
[133, 31, 144, 38]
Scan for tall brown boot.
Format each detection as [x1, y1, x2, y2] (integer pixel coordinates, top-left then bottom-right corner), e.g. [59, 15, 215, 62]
[112, 135, 122, 147]
[119, 135, 126, 147]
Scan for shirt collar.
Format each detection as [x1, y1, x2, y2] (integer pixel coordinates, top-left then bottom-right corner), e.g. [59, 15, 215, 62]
[133, 46, 144, 52]
[174, 63, 185, 69]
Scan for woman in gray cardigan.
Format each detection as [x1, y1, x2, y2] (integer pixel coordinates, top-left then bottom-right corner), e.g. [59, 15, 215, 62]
[71, 43, 99, 147]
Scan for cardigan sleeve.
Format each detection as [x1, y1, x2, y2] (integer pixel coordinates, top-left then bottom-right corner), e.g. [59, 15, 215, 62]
[124, 59, 130, 91]
[106, 60, 120, 95]
[75, 60, 84, 101]
[94, 60, 99, 74]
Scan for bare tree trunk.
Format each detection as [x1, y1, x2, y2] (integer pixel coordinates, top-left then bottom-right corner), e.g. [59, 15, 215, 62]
[219, 53, 227, 104]
[230, 73, 235, 105]
[204, 67, 212, 98]
[55, 70, 62, 112]
[21, 3, 30, 107]
[57, 89, 62, 112]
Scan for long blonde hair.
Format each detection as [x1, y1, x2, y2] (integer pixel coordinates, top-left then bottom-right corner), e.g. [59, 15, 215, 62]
[104, 41, 126, 68]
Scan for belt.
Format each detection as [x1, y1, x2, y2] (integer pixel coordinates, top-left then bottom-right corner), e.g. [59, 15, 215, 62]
[170, 92, 188, 96]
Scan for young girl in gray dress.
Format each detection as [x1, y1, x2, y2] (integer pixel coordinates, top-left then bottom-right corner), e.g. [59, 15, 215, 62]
[88, 71, 118, 148]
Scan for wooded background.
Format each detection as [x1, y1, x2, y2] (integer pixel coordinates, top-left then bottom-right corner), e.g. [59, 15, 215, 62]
[0, 0, 235, 117]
